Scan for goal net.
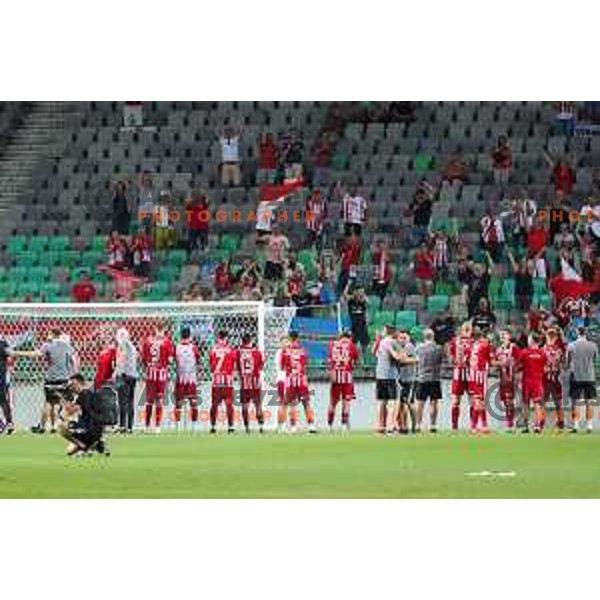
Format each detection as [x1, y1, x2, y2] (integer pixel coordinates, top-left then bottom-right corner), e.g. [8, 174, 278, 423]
[0, 301, 296, 431]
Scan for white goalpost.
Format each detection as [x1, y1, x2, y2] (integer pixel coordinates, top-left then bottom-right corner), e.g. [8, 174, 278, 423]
[0, 301, 297, 431]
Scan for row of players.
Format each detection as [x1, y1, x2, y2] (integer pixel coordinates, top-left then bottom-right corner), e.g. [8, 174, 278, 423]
[372, 323, 599, 435]
[90, 324, 355, 434]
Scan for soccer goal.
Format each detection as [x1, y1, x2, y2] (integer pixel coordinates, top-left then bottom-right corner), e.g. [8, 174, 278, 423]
[0, 301, 296, 431]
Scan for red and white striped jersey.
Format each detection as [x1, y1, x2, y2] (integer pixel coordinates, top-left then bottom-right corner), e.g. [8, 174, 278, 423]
[327, 338, 359, 384]
[450, 335, 472, 381]
[209, 341, 236, 387]
[305, 194, 328, 233]
[469, 338, 494, 382]
[280, 341, 309, 388]
[235, 344, 264, 390]
[176, 340, 201, 385]
[141, 335, 175, 382]
[495, 342, 520, 382]
[543, 339, 565, 380]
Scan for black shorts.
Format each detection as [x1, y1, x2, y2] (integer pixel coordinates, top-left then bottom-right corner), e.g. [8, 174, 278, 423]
[376, 379, 397, 402]
[70, 423, 103, 448]
[44, 380, 68, 405]
[264, 261, 283, 281]
[0, 386, 8, 405]
[416, 381, 442, 402]
[352, 325, 370, 348]
[399, 381, 414, 403]
[570, 381, 597, 401]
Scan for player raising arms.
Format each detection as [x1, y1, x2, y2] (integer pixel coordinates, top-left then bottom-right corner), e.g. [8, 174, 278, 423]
[326, 329, 359, 433]
[448, 322, 473, 431]
[141, 323, 175, 434]
[542, 327, 566, 431]
[518, 333, 547, 434]
[174, 326, 201, 432]
[495, 330, 521, 431]
[209, 330, 237, 434]
[280, 331, 317, 434]
[235, 334, 265, 434]
[468, 327, 494, 434]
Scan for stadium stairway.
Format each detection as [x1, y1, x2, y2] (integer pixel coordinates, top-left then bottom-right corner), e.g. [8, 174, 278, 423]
[0, 101, 67, 237]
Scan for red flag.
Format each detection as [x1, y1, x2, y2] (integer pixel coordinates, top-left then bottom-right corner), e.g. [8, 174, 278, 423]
[259, 179, 304, 204]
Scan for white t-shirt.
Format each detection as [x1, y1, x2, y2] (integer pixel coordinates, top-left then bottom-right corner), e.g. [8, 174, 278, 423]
[256, 203, 273, 233]
[343, 194, 367, 225]
[220, 136, 240, 162]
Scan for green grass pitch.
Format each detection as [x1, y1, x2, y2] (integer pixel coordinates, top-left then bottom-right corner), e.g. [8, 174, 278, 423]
[1, 431, 599, 498]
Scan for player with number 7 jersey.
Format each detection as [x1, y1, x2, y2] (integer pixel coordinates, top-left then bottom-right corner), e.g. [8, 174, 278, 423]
[209, 330, 237, 434]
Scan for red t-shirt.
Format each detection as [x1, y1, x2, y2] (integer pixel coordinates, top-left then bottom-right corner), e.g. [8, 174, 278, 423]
[543, 339, 565, 380]
[259, 141, 278, 170]
[468, 338, 494, 376]
[95, 346, 116, 388]
[519, 347, 546, 387]
[414, 251, 434, 281]
[71, 282, 97, 303]
[340, 238, 361, 273]
[188, 200, 209, 231]
[553, 164, 575, 194]
[527, 227, 548, 255]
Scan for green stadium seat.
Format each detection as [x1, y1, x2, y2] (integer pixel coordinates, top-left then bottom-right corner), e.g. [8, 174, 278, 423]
[413, 153, 434, 172]
[38, 252, 61, 268]
[28, 236, 49, 253]
[92, 235, 108, 252]
[29, 266, 50, 282]
[8, 267, 29, 283]
[427, 294, 449, 313]
[81, 250, 104, 268]
[158, 266, 179, 282]
[17, 281, 40, 297]
[396, 310, 417, 330]
[0, 267, 7, 282]
[410, 326, 424, 343]
[7, 237, 27, 254]
[533, 278, 547, 295]
[142, 281, 170, 300]
[70, 267, 92, 281]
[40, 282, 61, 301]
[166, 249, 187, 267]
[219, 234, 241, 254]
[48, 236, 70, 252]
[61, 251, 82, 267]
[14, 251, 38, 266]
[0, 282, 17, 300]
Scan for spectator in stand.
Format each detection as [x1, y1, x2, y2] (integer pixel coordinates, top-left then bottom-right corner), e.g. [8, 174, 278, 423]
[413, 241, 435, 296]
[480, 207, 505, 263]
[371, 241, 392, 309]
[123, 101, 143, 127]
[430, 310, 456, 346]
[107, 231, 127, 269]
[443, 154, 469, 184]
[345, 287, 370, 355]
[281, 130, 304, 181]
[137, 172, 159, 221]
[285, 252, 306, 304]
[236, 258, 262, 295]
[492, 136, 513, 185]
[305, 188, 328, 252]
[471, 297, 497, 333]
[154, 191, 176, 250]
[383, 101, 415, 123]
[111, 181, 131, 235]
[258, 133, 279, 179]
[312, 133, 333, 168]
[337, 231, 361, 296]
[219, 126, 242, 187]
[548, 197, 569, 243]
[527, 220, 550, 278]
[555, 222, 576, 252]
[545, 151, 576, 196]
[214, 259, 234, 297]
[407, 180, 435, 246]
[341, 185, 368, 237]
[185, 189, 209, 254]
[71, 272, 97, 303]
[466, 254, 492, 317]
[132, 227, 152, 278]
[508, 249, 534, 312]
[264, 224, 290, 282]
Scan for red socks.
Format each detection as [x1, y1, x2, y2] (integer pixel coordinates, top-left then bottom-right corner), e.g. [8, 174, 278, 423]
[451, 405, 460, 430]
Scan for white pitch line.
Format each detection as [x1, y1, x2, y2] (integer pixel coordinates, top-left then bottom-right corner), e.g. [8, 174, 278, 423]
[465, 471, 516, 478]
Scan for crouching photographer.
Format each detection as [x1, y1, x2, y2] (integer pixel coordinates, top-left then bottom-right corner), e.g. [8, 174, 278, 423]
[57, 374, 118, 457]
